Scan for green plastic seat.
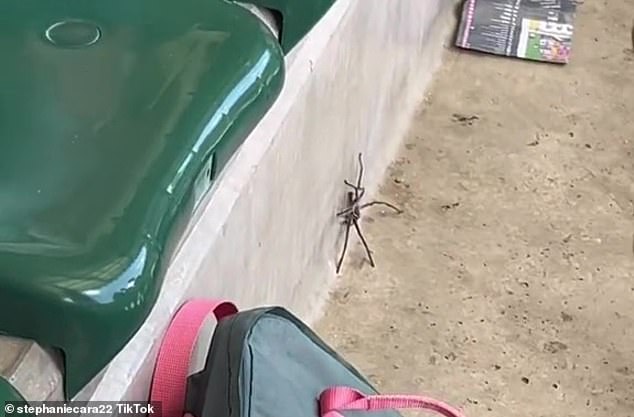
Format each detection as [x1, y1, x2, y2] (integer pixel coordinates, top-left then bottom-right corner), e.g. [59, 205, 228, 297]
[0, 377, 30, 416]
[0, 0, 312, 399]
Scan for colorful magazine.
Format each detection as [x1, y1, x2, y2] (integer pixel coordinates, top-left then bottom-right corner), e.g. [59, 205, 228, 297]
[456, 0, 577, 64]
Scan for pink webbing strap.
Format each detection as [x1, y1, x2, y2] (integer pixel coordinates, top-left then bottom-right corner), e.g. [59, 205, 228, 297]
[150, 299, 238, 417]
[320, 387, 467, 417]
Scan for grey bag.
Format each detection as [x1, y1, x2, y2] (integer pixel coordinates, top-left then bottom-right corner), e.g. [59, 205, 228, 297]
[150, 300, 465, 417]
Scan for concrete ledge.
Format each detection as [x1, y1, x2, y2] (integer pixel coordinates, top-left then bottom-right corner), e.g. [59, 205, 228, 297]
[1, 0, 456, 405]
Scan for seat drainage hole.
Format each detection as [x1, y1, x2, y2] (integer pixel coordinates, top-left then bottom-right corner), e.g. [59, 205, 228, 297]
[45, 20, 102, 48]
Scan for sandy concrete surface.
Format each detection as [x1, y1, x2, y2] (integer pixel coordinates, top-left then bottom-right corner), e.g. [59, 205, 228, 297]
[317, 2, 634, 417]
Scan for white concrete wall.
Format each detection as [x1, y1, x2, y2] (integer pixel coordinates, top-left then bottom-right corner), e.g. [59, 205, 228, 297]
[1, 0, 457, 405]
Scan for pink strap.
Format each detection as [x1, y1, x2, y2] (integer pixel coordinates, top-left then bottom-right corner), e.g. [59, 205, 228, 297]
[150, 299, 238, 417]
[320, 387, 467, 417]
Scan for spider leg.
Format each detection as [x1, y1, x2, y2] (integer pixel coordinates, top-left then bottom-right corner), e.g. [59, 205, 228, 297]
[345, 185, 364, 205]
[359, 201, 403, 213]
[344, 180, 364, 193]
[352, 218, 375, 268]
[336, 217, 353, 274]
[355, 153, 364, 190]
[357, 187, 366, 201]
[337, 206, 354, 217]
[344, 180, 366, 202]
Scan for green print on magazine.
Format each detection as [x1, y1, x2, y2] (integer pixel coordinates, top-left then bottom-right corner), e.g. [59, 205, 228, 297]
[0, 0, 334, 399]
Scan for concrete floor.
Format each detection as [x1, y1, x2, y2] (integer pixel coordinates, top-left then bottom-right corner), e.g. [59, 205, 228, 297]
[317, 2, 634, 417]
